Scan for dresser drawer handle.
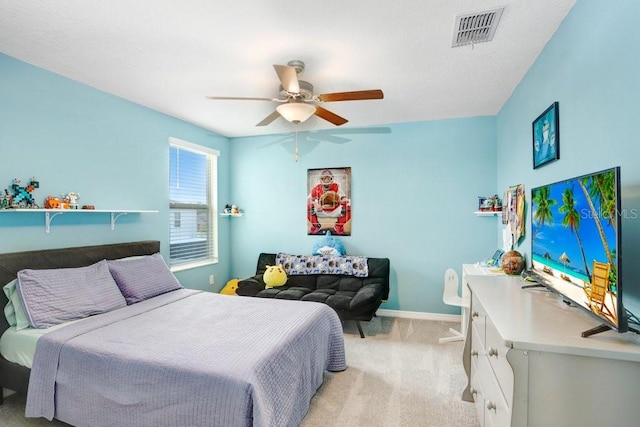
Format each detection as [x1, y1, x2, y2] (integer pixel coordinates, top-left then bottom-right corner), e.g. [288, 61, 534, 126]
[471, 350, 478, 357]
[486, 401, 497, 411]
[488, 347, 499, 357]
[470, 387, 477, 396]
[471, 311, 479, 318]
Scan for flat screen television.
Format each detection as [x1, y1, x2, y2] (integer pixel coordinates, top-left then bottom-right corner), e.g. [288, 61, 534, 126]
[530, 166, 639, 337]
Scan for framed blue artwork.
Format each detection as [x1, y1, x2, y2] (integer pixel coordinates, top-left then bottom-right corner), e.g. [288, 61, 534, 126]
[532, 102, 559, 169]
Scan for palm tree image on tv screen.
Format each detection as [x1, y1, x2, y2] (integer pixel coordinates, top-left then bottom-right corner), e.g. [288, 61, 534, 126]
[530, 167, 639, 335]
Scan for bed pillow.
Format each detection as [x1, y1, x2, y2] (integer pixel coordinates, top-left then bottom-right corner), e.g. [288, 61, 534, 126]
[107, 253, 182, 305]
[3, 280, 17, 327]
[3, 279, 31, 330]
[16, 260, 127, 329]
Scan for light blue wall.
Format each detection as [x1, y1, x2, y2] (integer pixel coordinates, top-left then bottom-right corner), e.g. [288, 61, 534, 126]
[228, 119, 497, 313]
[1, 51, 497, 314]
[0, 53, 232, 291]
[6, 0, 636, 315]
[496, 0, 640, 272]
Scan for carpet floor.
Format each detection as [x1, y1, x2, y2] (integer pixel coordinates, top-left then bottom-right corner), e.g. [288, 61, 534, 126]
[0, 317, 479, 426]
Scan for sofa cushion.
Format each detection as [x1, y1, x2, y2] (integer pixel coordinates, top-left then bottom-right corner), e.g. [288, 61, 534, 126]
[350, 283, 384, 308]
[274, 287, 312, 300]
[326, 292, 357, 311]
[255, 288, 280, 298]
[301, 289, 337, 304]
[285, 275, 318, 289]
[236, 278, 264, 296]
[317, 275, 365, 293]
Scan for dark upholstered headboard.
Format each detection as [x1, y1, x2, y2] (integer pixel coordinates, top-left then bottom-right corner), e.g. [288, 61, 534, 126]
[0, 240, 160, 336]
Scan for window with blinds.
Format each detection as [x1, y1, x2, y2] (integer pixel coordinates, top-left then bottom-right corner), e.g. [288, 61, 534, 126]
[169, 138, 219, 269]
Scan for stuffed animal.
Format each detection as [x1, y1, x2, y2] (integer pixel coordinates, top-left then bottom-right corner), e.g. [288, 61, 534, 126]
[312, 230, 346, 256]
[263, 265, 287, 289]
[220, 278, 239, 295]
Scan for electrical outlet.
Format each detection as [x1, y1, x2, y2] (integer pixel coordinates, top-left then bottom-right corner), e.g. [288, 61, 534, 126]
[209, 274, 215, 285]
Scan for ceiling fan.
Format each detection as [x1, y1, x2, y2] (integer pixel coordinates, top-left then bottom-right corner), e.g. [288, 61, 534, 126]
[206, 60, 384, 127]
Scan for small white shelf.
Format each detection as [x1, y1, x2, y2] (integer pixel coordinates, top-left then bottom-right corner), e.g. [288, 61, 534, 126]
[0, 209, 158, 233]
[219, 213, 244, 217]
[474, 211, 501, 217]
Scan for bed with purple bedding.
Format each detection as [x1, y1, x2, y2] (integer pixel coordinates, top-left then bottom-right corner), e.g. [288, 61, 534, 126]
[0, 241, 346, 426]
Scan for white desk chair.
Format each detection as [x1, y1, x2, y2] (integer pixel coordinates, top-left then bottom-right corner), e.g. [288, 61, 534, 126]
[439, 268, 470, 343]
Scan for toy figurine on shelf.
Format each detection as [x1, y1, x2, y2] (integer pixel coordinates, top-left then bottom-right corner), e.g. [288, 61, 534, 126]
[11, 177, 40, 208]
[44, 196, 69, 209]
[489, 194, 502, 211]
[65, 192, 80, 209]
[231, 205, 240, 215]
[1, 189, 12, 209]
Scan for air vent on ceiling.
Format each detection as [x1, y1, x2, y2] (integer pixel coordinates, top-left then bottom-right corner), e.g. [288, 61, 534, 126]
[452, 7, 504, 47]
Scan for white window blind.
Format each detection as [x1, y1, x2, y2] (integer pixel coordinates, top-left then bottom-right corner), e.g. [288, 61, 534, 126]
[169, 137, 218, 269]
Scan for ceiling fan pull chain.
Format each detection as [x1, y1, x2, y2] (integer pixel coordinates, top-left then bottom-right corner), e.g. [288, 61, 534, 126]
[295, 131, 299, 162]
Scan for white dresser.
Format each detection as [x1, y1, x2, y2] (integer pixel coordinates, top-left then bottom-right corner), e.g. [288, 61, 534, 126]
[462, 274, 640, 427]
[461, 264, 505, 337]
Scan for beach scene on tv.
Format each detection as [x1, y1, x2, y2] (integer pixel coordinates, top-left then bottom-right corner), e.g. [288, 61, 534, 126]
[531, 168, 619, 327]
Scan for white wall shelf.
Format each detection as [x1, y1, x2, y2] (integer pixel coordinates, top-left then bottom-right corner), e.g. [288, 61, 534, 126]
[219, 213, 244, 217]
[474, 211, 500, 216]
[0, 209, 158, 233]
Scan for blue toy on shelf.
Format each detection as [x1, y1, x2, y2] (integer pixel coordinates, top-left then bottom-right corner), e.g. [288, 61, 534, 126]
[11, 177, 40, 208]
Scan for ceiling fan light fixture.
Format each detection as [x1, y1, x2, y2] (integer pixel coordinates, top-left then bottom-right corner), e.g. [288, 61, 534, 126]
[276, 103, 316, 124]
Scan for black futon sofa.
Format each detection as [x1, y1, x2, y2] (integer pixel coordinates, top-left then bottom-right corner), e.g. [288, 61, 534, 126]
[236, 253, 390, 338]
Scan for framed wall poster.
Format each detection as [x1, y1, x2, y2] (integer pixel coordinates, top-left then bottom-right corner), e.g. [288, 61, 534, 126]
[503, 184, 526, 248]
[532, 102, 559, 169]
[307, 167, 351, 236]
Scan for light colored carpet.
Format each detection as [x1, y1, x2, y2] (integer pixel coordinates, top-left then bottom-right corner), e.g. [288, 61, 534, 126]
[0, 317, 479, 426]
[301, 317, 479, 427]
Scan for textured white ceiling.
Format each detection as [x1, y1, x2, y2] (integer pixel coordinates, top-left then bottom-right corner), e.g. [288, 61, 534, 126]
[0, 0, 576, 138]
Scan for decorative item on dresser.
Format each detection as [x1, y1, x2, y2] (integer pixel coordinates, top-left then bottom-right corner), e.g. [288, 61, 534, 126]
[462, 274, 640, 427]
[500, 250, 525, 275]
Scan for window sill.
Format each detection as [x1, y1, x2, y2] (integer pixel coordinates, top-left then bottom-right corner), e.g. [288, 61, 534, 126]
[170, 259, 218, 273]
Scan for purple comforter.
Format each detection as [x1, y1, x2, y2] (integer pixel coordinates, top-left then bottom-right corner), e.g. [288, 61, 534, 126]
[25, 289, 346, 426]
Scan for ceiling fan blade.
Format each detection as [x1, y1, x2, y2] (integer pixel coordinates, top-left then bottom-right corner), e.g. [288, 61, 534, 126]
[273, 64, 300, 94]
[317, 89, 384, 102]
[256, 110, 281, 126]
[314, 106, 348, 126]
[206, 96, 275, 102]
[320, 126, 392, 135]
[309, 134, 351, 144]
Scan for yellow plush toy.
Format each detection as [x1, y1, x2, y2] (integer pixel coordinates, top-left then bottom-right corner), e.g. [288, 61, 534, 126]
[220, 278, 239, 295]
[263, 265, 287, 289]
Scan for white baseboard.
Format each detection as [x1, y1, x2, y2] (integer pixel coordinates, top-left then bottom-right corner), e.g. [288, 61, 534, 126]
[376, 309, 460, 323]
